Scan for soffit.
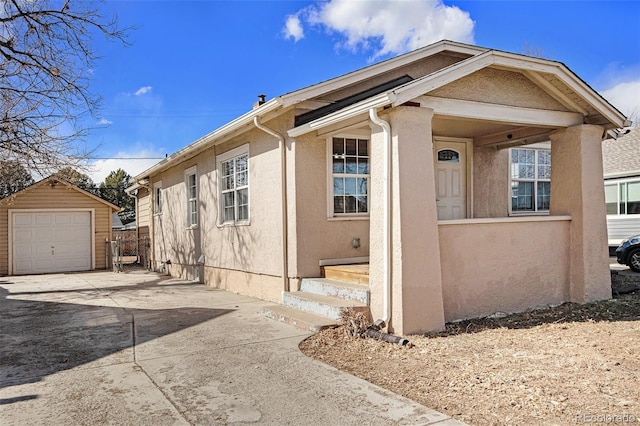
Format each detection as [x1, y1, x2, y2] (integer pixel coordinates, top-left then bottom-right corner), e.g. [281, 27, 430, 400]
[526, 71, 612, 125]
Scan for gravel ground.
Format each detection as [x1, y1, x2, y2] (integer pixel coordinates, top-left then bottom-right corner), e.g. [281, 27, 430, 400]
[300, 290, 640, 426]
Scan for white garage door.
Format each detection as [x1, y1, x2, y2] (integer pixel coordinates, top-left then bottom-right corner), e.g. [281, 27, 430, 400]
[12, 211, 92, 275]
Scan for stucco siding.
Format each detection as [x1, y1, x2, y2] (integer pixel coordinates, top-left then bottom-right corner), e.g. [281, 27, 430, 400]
[149, 121, 287, 292]
[294, 132, 370, 278]
[430, 68, 570, 111]
[151, 155, 202, 274]
[0, 184, 114, 275]
[438, 218, 571, 322]
[473, 148, 510, 217]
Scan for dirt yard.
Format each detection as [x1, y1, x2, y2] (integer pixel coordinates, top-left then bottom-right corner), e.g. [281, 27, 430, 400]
[300, 291, 640, 425]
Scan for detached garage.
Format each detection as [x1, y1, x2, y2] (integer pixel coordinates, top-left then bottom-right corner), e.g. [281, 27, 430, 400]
[0, 176, 120, 276]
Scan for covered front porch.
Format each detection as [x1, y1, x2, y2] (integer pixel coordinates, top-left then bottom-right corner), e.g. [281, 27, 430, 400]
[281, 44, 627, 335]
[366, 103, 612, 334]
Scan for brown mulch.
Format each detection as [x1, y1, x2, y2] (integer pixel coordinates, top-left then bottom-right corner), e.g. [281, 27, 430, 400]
[299, 291, 640, 425]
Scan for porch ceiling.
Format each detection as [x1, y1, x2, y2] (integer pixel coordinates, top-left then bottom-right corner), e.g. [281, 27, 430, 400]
[433, 116, 517, 139]
[432, 116, 557, 149]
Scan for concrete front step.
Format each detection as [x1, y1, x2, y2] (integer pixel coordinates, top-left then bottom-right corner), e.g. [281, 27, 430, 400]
[261, 305, 338, 332]
[322, 264, 369, 285]
[300, 278, 370, 304]
[282, 291, 368, 321]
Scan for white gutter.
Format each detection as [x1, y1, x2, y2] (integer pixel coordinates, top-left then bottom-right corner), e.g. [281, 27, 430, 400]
[288, 93, 394, 137]
[369, 108, 392, 326]
[253, 117, 290, 293]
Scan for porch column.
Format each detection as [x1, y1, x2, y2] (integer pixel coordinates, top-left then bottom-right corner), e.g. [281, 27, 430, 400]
[369, 106, 445, 335]
[549, 124, 610, 302]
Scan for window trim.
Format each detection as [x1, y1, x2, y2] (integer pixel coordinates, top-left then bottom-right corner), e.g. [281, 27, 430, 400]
[216, 144, 250, 226]
[509, 147, 551, 216]
[326, 135, 371, 219]
[605, 177, 640, 216]
[185, 166, 198, 229]
[153, 180, 163, 216]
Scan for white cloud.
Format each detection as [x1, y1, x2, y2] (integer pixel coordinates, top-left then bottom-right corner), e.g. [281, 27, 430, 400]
[135, 86, 153, 96]
[601, 79, 640, 126]
[97, 118, 113, 125]
[87, 149, 164, 184]
[283, 14, 304, 41]
[286, 0, 474, 58]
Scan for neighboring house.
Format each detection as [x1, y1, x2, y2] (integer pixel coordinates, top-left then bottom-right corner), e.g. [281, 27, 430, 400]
[127, 40, 629, 334]
[112, 213, 124, 230]
[122, 219, 137, 230]
[0, 176, 120, 275]
[602, 127, 640, 245]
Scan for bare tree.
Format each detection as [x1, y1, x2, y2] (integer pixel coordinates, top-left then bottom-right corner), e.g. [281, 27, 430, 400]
[521, 42, 549, 59]
[54, 166, 94, 191]
[0, 0, 129, 175]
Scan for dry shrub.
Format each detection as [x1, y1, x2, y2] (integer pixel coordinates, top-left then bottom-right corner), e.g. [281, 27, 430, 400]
[339, 308, 371, 338]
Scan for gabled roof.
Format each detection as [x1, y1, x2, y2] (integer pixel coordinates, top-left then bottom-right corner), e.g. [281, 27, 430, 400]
[131, 40, 629, 182]
[131, 40, 483, 182]
[289, 48, 629, 137]
[602, 127, 640, 178]
[0, 176, 121, 211]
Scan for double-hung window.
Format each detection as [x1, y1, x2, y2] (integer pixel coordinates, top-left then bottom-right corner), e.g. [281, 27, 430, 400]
[510, 148, 551, 213]
[217, 144, 249, 225]
[154, 181, 163, 215]
[185, 167, 198, 227]
[329, 136, 370, 217]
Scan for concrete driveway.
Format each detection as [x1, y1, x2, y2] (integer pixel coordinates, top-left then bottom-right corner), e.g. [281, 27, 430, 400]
[0, 271, 462, 425]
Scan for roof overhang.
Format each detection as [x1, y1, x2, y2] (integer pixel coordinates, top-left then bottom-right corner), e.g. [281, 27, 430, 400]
[277, 40, 485, 107]
[129, 41, 486, 184]
[604, 170, 640, 180]
[288, 49, 629, 138]
[130, 40, 630, 184]
[131, 98, 283, 182]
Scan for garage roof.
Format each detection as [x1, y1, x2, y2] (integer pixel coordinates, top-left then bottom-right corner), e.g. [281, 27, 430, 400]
[0, 176, 121, 212]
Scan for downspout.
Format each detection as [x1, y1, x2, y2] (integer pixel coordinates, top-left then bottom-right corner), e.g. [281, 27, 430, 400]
[254, 116, 290, 292]
[369, 108, 392, 327]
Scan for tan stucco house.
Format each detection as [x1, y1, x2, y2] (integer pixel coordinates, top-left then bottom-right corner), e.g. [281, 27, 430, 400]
[0, 176, 119, 275]
[128, 40, 630, 334]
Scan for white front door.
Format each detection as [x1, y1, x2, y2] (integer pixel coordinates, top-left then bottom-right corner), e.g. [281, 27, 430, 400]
[12, 211, 92, 275]
[434, 140, 467, 220]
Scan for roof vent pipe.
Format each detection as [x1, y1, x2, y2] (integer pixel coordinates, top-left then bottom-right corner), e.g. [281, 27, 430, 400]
[254, 94, 267, 109]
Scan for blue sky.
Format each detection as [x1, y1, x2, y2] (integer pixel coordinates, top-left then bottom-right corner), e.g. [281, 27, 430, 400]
[84, 0, 640, 183]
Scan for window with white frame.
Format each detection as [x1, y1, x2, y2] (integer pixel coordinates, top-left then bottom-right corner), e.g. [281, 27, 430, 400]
[153, 181, 163, 215]
[605, 179, 640, 215]
[329, 136, 369, 216]
[185, 167, 198, 227]
[510, 148, 551, 213]
[217, 144, 249, 224]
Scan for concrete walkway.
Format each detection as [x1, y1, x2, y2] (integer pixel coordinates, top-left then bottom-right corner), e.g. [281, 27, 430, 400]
[0, 271, 463, 425]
